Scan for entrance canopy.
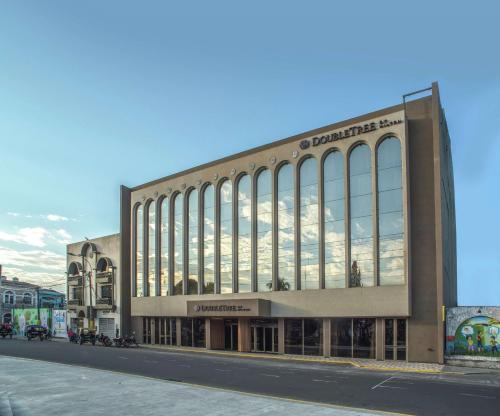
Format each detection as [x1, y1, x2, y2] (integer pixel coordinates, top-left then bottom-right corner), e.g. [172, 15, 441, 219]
[187, 299, 270, 318]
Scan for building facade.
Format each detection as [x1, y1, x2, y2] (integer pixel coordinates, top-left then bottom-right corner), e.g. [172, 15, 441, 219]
[66, 234, 122, 338]
[38, 289, 65, 309]
[120, 83, 456, 363]
[0, 275, 39, 324]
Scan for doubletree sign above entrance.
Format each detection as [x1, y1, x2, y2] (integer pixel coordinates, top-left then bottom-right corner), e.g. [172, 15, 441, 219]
[187, 299, 271, 317]
[299, 118, 403, 150]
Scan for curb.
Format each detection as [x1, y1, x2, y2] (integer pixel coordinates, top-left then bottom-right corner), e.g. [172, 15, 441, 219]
[141, 344, 452, 374]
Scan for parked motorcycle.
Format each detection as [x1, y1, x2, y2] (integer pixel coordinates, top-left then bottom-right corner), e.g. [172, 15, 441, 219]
[97, 333, 113, 347]
[112, 336, 126, 347]
[124, 333, 139, 347]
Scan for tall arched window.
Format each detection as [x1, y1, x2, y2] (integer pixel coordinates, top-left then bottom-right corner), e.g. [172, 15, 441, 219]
[187, 190, 199, 294]
[349, 144, 374, 287]
[173, 193, 184, 295]
[219, 180, 233, 293]
[4, 291, 14, 304]
[277, 164, 295, 290]
[135, 204, 144, 297]
[147, 201, 156, 296]
[377, 137, 404, 285]
[160, 198, 169, 296]
[237, 175, 251, 293]
[300, 158, 319, 290]
[324, 151, 345, 288]
[23, 292, 33, 305]
[256, 169, 272, 291]
[203, 185, 215, 294]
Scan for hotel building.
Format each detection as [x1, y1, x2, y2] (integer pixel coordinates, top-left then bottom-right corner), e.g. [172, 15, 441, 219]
[119, 83, 456, 363]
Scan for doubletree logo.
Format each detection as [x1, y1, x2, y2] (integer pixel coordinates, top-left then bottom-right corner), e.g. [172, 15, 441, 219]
[299, 139, 311, 150]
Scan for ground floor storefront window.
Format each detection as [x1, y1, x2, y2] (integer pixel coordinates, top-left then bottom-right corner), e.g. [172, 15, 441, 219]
[142, 317, 177, 345]
[331, 318, 376, 359]
[285, 319, 323, 356]
[181, 318, 206, 348]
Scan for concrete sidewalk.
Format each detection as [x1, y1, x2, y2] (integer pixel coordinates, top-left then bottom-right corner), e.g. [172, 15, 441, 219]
[0, 356, 403, 416]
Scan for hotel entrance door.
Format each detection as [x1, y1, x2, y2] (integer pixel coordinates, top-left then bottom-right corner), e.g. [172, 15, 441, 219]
[224, 319, 238, 351]
[251, 319, 278, 353]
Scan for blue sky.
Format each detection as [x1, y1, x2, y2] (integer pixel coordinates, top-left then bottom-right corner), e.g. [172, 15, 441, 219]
[0, 1, 498, 304]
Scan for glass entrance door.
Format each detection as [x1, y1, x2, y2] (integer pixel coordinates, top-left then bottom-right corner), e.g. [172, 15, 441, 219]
[224, 319, 238, 351]
[251, 319, 278, 353]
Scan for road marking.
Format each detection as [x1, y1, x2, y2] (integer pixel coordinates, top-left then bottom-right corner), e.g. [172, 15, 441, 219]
[379, 386, 407, 390]
[459, 393, 496, 400]
[144, 360, 159, 364]
[215, 368, 231, 372]
[118, 356, 128, 360]
[312, 379, 336, 383]
[371, 376, 394, 390]
[261, 374, 280, 378]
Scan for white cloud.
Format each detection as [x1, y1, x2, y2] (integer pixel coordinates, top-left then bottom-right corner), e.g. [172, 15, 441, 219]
[0, 246, 66, 271]
[7, 212, 20, 217]
[0, 227, 50, 248]
[53, 229, 72, 245]
[45, 214, 69, 222]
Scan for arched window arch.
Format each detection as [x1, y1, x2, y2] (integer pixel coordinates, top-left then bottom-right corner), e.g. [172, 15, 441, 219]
[23, 292, 33, 305]
[219, 180, 233, 293]
[323, 151, 345, 288]
[237, 175, 251, 293]
[147, 201, 156, 296]
[203, 185, 215, 294]
[349, 144, 374, 287]
[187, 189, 199, 294]
[134, 204, 144, 297]
[256, 169, 272, 291]
[377, 137, 404, 285]
[299, 157, 320, 290]
[4, 291, 14, 304]
[277, 163, 294, 291]
[173, 193, 184, 295]
[160, 197, 169, 296]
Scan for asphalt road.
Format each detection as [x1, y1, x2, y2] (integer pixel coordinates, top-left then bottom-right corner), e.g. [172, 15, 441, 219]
[0, 338, 499, 416]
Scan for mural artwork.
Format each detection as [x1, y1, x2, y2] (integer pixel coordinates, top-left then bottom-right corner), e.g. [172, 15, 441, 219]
[11, 308, 53, 336]
[452, 315, 499, 357]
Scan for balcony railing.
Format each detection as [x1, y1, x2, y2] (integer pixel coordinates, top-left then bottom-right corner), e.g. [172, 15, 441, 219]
[67, 299, 84, 307]
[67, 276, 83, 286]
[96, 298, 112, 306]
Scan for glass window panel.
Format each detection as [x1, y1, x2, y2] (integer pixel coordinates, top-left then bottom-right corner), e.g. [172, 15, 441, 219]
[135, 205, 143, 297]
[331, 318, 352, 357]
[187, 190, 199, 294]
[324, 151, 345, 288]
[377, 137, 404, 285]
[349, 145, 374, 287]
[277, 164, 295, 291]
[300, 158, 319, 290]
[353, 318, 376, 358]
[219, 180, 233, 293]
[304, 319, 323, 356]
[181, 318, 193, 347]
[396, 319, 407, 360]
[237, 175, 252, 293]
[385, 319, 394, 360]
[160, 198, 169, 296]
[147, 202, 156, 296]
[203, 185, 215, 294]
[193, 318, 206, 348]
[285, 319, 303, 355]
[173, 194, 184, 295]
[257, 170, 272, 292]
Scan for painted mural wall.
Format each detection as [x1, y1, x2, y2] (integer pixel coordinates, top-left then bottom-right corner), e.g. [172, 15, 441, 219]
[11, 308, 52, 336]
[446, 306, 500, 359]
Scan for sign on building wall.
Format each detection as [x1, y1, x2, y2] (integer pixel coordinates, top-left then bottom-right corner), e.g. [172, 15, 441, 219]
[52, 310, 67, 338]
[11, 308, 53, 336]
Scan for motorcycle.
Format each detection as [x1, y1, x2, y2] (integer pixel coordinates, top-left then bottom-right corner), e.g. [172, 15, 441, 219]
[112, 336, 126, 347]
[97, 333, 113, 347]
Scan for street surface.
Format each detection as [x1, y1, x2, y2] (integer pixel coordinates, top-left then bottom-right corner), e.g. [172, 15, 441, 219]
[1, 338, 499, 415]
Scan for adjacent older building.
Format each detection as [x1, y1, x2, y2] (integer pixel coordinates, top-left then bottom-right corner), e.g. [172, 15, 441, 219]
[0, 273, 39, 324]
[117, 83, 456, 363]
[66, 234, 122, 338]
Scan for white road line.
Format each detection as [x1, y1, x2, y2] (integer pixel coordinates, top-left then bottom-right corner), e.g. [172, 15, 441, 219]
[117, 356, 128, 360]
[144, 360, 159, 364]
[312, 379, 336, 383]
[261, 374, 280, 378]
[215, 368, 231, 372]
[371, 376, 394, 390]
[459, 393, 496, 400]
[379, 386, 407, 390]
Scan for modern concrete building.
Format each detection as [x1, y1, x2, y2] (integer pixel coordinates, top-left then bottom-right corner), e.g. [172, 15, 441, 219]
[66, 234, 122, 338]
[120, 83, 456, 363]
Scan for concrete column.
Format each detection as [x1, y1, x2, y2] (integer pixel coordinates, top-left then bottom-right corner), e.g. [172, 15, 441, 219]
[205, 318, 211, 350]
[238, 318, 251, 352]
[176, 318, 182, 347]
[375, 318, 384, 360]
[151, 318, 156, 344]
[131, 317, 143, 342]
[278, 318, 285, 354]
[323, 318, 331, 357]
